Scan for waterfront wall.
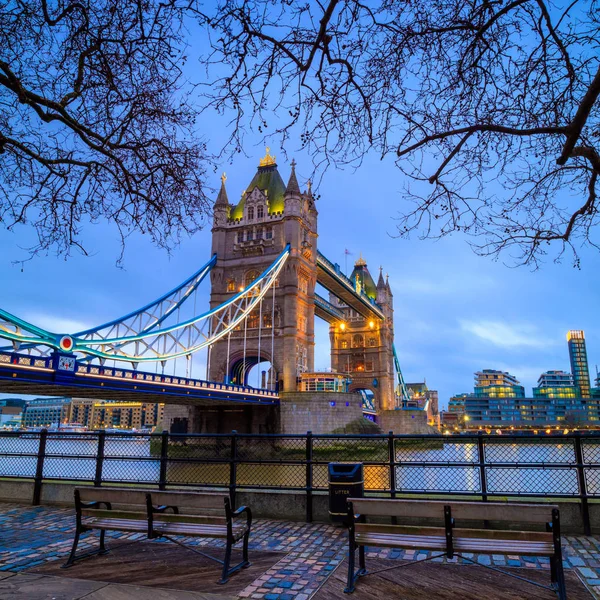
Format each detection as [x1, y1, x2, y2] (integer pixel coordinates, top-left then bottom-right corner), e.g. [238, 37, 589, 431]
[278, 392, 363, 434]
[0, 479, 595, 534]
[161, 391, 362, 434]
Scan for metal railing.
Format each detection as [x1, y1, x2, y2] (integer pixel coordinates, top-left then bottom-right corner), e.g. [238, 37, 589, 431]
[1, 430, 599, 533]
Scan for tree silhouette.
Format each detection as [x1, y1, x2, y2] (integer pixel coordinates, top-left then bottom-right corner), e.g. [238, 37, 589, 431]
[202, 0, 600, 266]
[1, 0, 211, 259]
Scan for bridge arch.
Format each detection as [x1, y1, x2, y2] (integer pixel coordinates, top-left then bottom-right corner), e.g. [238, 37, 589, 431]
[348, 383, 378, 416]
[227, 350, 278, 390]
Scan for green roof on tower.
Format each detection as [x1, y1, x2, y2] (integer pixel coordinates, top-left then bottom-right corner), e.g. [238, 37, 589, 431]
[350, 254, 377, 300]
[229, 148, 287, 220]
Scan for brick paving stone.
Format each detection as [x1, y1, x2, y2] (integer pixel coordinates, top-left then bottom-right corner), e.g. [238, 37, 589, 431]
[2, 503, 600, 599]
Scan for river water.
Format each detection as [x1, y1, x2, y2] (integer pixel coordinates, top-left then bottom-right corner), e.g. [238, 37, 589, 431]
[1, 435, 598, 496]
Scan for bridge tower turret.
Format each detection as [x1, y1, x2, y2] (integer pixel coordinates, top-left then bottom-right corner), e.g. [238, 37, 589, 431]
[329, 258, 397, 413]
[207, 150, 318, 395]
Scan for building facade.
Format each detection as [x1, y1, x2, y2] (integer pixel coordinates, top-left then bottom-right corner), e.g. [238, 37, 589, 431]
[533, 370, 579, 398]
[474, 370, 525, 398]
[568, 330, 591, 398]
[329, 258, 396, 411]
[22, 397, 71, 428]
[69, 398, 164, 429]
[208, 151, 318, 393]
[465, 395, 600, 425]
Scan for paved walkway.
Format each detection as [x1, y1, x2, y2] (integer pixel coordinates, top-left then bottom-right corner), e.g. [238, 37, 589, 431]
[1, 503, 600, 599]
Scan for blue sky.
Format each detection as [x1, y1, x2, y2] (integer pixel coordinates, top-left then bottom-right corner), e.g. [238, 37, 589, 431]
[1, 140, 597, 409]
[1, 11, 599, 409]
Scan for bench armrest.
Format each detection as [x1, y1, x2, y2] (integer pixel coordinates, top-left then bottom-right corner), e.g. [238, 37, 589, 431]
[232, 505, 252, 531]
[153, 505, 179, 515]
[80, 500, 112, 510]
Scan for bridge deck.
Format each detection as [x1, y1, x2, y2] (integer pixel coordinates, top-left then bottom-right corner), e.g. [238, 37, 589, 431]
[316, 252, 385, 321]
[0, 352, 278, 406]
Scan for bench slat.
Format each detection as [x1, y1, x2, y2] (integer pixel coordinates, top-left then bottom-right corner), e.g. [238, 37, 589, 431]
[349, 498, 447, 519]
[154, 523, 245, 538]
[454, 538, 554, 556]
[77, 487, 149, 505]
[149, 491, 229, 511]
[84, 518, 148, 532]
[153, 513, 227, 525]
[354, 523, 552, 542]
[354, 531, 554, 556]
[449, 501, 557, 524]
[81, 509, 147, 520]
[349, 498, 556, 524]
[355, 532, 447, 551]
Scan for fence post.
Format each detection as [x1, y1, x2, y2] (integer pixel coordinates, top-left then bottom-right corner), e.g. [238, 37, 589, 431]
[574, 433, 591, 535]
[32, 429, 47, 506]
[229, 430, 238, 509]
[389, 431, 397, 525]
[388, 431, 396, 499]
[94, 430, 106, 487]
[477, 432, 488, 503]
[306, 431, 313, 523]
[159, 430, 169, 490]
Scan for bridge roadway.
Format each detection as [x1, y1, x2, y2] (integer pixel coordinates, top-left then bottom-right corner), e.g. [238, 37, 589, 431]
[0, 351, 278, 406]
[316, 252, 385, 321]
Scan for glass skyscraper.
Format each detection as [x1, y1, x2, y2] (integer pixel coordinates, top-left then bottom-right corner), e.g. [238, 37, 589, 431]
[568, 330, 591, 398]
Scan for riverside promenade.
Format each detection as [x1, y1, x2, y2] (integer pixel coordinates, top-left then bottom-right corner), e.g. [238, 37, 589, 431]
[1, 502, 600, 599]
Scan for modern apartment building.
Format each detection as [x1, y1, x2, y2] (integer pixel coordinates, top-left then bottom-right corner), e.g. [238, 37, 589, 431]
[474, 369, 525, 398]
[69, 398, 164, 430]
[533, 370, 580, 398]
[22, 397, 71, 428]
[465, 395, 600, 425]
[568, 330, 591, 398]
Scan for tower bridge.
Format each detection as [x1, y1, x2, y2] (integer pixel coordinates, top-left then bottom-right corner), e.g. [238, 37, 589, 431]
[0, 150, 433, 434]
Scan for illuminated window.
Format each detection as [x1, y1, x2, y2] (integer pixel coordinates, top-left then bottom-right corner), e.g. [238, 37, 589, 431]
[257, 206, 264, 219]
[248, 206, 254, 220]
[263, 313, 272, 328]
[341, 340, 348, 349]
[227, 279, 235, 292]
[299, 276, 308, 294]
[352, 334, 364, 348]
[248, 312, 260, 328]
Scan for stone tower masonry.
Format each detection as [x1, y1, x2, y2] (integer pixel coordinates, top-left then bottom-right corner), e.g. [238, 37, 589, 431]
[208, 151, 318, 393]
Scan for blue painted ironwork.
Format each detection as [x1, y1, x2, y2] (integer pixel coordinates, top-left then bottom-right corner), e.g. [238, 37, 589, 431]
[0, 246, 290, 365]
[314, 293, 345, 321]
[316, 251, 385, 320]
[0, 350, 278, 404]
[393, 344, 411, 408]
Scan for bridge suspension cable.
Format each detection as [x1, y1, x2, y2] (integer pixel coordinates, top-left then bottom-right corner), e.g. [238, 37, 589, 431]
[393, 344, 411, 408]
[0, 246, 290, 368]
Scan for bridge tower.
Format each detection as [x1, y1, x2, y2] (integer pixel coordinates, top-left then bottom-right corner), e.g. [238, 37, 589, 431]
[329, 258, 397, 412]
[209, 150, 318, 393]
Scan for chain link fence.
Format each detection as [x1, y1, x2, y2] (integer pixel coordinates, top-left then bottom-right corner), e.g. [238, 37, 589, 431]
[1, 430, 599, 531]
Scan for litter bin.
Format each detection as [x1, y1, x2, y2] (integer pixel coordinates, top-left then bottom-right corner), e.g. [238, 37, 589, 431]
[328, 463, 364, 524]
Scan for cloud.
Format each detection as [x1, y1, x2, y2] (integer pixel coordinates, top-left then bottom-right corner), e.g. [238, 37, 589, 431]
[21, 312, 93, 335]
[459, 319, 555, 350]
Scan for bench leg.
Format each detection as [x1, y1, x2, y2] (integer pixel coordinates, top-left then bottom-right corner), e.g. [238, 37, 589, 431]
[358, 546, 366, 576]
[344, 540, 357, 594]
[555, 557, 567, 600]
[242, 531, 251, 568]
[219, 542, 233, 585]
[99, 530, 108, 555]
[62, 528, 81, 568]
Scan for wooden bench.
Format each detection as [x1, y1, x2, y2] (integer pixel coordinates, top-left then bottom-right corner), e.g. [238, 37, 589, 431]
[63, 487, 252, 584]
[345, 498, 566, 599]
